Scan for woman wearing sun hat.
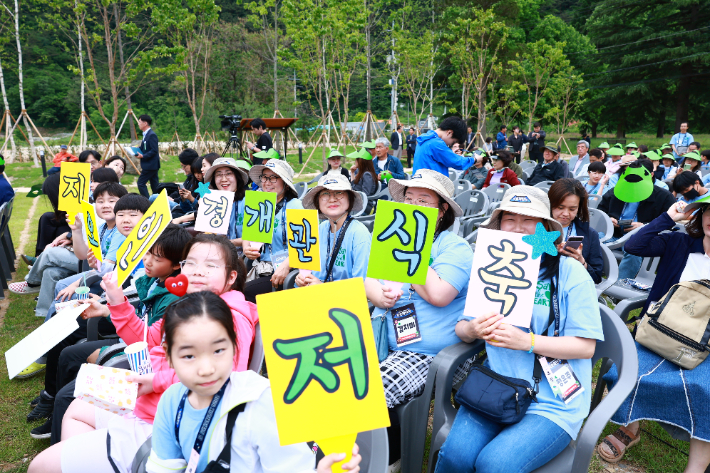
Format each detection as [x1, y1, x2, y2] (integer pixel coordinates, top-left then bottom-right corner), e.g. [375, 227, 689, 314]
[296, 174, 370, 287]
[242, 159, 304, 302]
[364, 168, 475, 469]
[682, 150, 704, 178]
[435, 185, 603, 473]
[656, 153, 679, 181]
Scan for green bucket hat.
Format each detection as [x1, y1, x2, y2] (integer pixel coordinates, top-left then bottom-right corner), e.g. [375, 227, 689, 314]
[361, 140, 376, 149]
[684, 151, 702, 162]
[327, 148, 345, 159]
[607, 147, 625, 156]
[598, 142, 610, 149]
[661, 143, 672, 150]
[625, 142, 638, 149]
[643, 151, 661, 161]
[253, 148, 280, 161]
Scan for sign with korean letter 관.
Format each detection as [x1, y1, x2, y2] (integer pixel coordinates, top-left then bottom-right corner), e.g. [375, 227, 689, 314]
[366, 200, 438, 285]
[115, 189, 171, 285]
[463, 228, 540, 328]
[256, 278, 390, 446]
[194, 190, 235, 235]
[59, 162, 91, 216]
[286, 209, 321, 271]
[242, 190, 277, 244]
[81, 200, 103, 262]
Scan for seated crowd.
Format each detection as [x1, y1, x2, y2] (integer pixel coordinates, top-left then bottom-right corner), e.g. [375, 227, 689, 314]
[7, 117, 710, 473]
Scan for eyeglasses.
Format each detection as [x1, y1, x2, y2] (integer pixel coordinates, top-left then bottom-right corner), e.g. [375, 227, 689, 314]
[404, 194, 437, 207]
[215, 170, 234, 179]
[259, 174, 281, 183]
[319, 191, 347, 201]
[179, 260, 224, 276]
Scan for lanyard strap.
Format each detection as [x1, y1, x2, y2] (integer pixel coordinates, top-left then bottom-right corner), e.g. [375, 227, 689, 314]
[532, 275, 560, 391]
[264, 199, 288, 255]
[324, 216, 353, 282]
[174, 379, 230, 454]
[565, 224, 573, 241]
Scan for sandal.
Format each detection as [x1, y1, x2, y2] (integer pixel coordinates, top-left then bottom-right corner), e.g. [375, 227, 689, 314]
[597, 426, 641, 463]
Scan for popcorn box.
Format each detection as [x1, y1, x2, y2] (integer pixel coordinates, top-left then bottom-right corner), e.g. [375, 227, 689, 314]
[73, 364, 138, 415]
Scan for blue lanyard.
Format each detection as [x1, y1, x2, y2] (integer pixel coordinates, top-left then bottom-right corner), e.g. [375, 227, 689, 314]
[565, 224, 573, 241]
[174, 379, 230, 454]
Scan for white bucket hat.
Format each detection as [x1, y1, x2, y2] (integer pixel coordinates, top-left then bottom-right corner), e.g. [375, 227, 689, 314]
[302, 174, 364, 217]
[480, 185, 563, 242]
[203, 157, 249, 187]
[388, 169, 463, 217]
[249, 159, 297, 195]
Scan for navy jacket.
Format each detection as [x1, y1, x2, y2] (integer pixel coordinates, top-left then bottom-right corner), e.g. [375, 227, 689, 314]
[139, 128, 160, 171]
[0, 175, 14, 207]
[598, 185, 676, 238]
[378, 154, 406, 187]
[572, 217, 604, 285]
[527, 159, 565, 185]
[624, 212, 704, 315]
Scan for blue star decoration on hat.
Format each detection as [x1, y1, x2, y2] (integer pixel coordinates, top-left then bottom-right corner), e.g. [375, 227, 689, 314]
[195, 182, 212, 198]
[521, 222, 560, 259]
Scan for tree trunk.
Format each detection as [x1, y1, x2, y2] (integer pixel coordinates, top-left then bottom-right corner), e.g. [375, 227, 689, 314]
[115, 4, 136, 142]
[14, 0, 36, 165]
[656, 107, 666, 138]
[674, 63, 692, 133]
[78, 13, 86, 147]
[0, 57, 16, 162]
[591, 120, 598, 138]
[273, 12, 278, 112]
[616, 118, 625, 139]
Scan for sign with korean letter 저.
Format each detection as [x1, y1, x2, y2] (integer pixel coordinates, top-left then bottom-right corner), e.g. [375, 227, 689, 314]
[256, 278, 390, 448]
[366, 200, 438, 285]
[81, 200, 103, 262]
[242, 190, 277, 244]
[463, 228, 541, 329]
[115, 189, 171, 285]
[59, 162, 91, 216]
[286, 209, 321, 271]
[194, 190, 235, 235]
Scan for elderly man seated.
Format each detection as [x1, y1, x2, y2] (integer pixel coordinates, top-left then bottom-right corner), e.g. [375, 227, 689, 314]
[569, 140, 590, 177]
[372, 136, 405, 187]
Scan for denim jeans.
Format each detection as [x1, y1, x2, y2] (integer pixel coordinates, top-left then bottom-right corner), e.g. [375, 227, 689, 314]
[27, 247, 79, 318]
[606, 236, 643, 280]
[435, 408, 571, 473]
[149, 193, 179, 210]
[45, 272, 103, 321]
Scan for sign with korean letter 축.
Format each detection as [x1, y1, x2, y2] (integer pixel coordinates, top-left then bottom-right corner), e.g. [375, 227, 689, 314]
[463, 228, 541, 329]
[59, 162, 91, 217]
[194, 190, 235, 235]
[81, 200, 103, 262]
[366, 200, 438, 285]
[115, 189, 172, 285]
[242, 190, 277, 244]
[286, 209, 321, 271]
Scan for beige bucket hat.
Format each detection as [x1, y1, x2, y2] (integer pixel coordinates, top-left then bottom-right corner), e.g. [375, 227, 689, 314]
[480, 185, 563, 243]
[203, 157, 249, 187]
[302, 173, 364, 217]
[249, 159, 297, 194]
[388, 169, 463, 217]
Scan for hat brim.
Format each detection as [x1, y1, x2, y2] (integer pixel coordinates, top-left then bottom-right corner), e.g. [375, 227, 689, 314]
[302, 186, 364, 217]
[388, 177, 463, 217]
[248, 164, 297, 195]
[203, 163, 249, 187]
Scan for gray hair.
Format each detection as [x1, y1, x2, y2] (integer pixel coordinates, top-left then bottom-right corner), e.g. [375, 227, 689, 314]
[577, 140, 589, 149]
[375, 137, 391, 148]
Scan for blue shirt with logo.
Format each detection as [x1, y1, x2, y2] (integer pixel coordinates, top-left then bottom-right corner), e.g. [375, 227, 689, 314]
[311, 219, 371, 282]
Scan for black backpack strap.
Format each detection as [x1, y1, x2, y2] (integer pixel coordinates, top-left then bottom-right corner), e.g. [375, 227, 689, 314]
[323, 217, 353, 282]
[206, 403, 246, 472]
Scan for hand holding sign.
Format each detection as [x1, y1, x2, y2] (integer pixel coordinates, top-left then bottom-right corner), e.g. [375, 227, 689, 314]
[286, 209, 321, 271]
[81, 200, 103, 263]
[242, 190, 277, 244]
[59, 162, 91, 219]
[194, 190, 235, 234]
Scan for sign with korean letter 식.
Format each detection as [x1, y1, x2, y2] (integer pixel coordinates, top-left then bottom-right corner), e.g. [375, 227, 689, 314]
[194, 190, 235, 235]
[59, 162, 91, 216]
[115, 189, 171, 285]
[366, 200, 438, 285]
[463, 228, 541, 328]
[81, 200, 103, 262]
[286, 209, 321, 271]
[256, 278, 390, 448]
[242, 190, 277, 244]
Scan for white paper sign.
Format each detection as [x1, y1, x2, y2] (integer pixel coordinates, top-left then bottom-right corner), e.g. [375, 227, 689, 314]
[463, 228, 540, 328]
[194, 190, 235, 235]
[5, 304, 88, 379]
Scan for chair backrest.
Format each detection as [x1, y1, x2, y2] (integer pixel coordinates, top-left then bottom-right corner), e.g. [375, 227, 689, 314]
[295, 181, 308, 199]
[352, 191, 369, 217]
[533, 180, 554, 192]
[103, 354, 131, 369]
[596, 244, 619, 297]
[636, 255, 661, 286]
[448, 169, 458, 182]
[355, 215, 376, 233]
[356, 428, 389, 473]
[522, 171, 529, 182]
[482, 183, 510, 204]
[283, 269, 298, 290]
[454, 190, 488, 217]
[306, 172, 324, 185]
[702, 168, 710, 177]
[454, 179, 472, 196]
[485, 201, 501, 216]
[132, 437, 152, 473]
[248, 322, 265, 373]
[588, 208, 614, 243]
[588, 194, 602, 209]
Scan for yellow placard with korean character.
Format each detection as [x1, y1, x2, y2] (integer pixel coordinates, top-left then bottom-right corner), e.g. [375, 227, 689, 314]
[59, 162, 91, 218]
[115, 190, 171, 285]
[286, 209, 321, 271]
[81, 200, 102, 262]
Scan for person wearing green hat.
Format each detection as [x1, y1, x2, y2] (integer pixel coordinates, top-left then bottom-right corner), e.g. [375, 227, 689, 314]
[682, 150, 703, 178]
[324, 148, 350, 180]
[625, 142, 638, 151]
[598, 142, 610, 150]
[673, 170, 709, 204]
[656, 154, 679, 181]
[348, 148, 378, 202]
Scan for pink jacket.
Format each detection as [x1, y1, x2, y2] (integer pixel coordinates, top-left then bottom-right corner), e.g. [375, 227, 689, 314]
[108, 290, 259, 423]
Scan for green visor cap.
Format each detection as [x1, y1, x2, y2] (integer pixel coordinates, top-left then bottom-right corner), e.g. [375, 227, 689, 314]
[661, 143, 671, 149]
[684, 151, 701, 162]
[235, 159, 252, 170]
[253, 148, 280, 160]
[361, 140, 376, 149]
[685, 194, 710, 213]
[327, 149, 345, 159]
[661, 153, 676, 161]
[607, 147, 625, 156]
[598, 142, 610, 149]
[625, 142, 638, 149]
[347, 148, 372, 160]
[643, 151, 661, 160]
[614, 164, 653, 203]
[631, 151, 641, 158]
[613, 143, 624, 149]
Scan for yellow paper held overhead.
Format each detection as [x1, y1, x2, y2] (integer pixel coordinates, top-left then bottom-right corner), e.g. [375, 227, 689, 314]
[58, 162, 91, 217]
[257, 278, 390, 446]
[286, 209, 321, 271]
[316, 433, 357, 472]
[81, 200, 103, 262]
[115, 189, 171, 285]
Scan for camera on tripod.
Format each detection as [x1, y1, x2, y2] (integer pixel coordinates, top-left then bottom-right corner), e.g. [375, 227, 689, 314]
[219, 114, 242, 135]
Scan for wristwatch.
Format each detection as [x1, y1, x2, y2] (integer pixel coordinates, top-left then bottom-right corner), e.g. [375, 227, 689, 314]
[66, 231, 73, 240]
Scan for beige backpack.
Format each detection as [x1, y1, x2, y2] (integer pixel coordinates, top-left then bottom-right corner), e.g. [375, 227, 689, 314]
[636, 280, 710, 370]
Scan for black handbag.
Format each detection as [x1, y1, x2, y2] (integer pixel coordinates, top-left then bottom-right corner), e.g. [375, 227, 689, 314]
[454, 279, 560, 425]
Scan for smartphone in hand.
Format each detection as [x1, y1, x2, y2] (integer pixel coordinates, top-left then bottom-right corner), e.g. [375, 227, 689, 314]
[563, 236, 584, 251]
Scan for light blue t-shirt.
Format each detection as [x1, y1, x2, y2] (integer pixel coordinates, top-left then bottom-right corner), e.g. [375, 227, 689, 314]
[261, 198, 304, 262]
[655, 180, 669, 190]
[227, 198, 245, 240]
[582, 179, 610, 195]
[152, 382, 225, 473]
[561, 222, 577, 240]
[620, 202, 640, 222]
[373, 231, 473, 357]
[670, 132, 694, 161]
[311, 219, 371, 282]
[103, 227, 126, 263]
[458, 257, 604, 439]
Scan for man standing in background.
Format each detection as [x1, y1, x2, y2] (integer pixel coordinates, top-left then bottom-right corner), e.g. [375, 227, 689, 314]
[135, 114, 160, 198]
[390, 124, 403, 161]
[245, 118, 273, 165]
[406, 127, 417, 168]
[527, 122, 546, 163]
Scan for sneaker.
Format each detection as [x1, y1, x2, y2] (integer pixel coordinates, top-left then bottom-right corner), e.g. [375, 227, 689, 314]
[30, 393, 42, 408]
[30, 417, 52, 440]
[387, 459, 401, 473]
[27, 391, 54, 422]
[9, 281, 41, 295]
[22, 254, 37, 266]
[15, 362, 46, 379]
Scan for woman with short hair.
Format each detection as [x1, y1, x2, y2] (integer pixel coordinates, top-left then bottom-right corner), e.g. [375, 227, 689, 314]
[482, 150, 521, 188]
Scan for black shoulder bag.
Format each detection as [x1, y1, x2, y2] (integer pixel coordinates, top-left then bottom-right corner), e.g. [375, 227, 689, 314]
[202, 403, 247, 472]
[454, 278, 560, 425]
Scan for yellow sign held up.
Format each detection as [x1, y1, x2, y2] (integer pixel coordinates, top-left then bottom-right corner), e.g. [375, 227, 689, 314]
[257, 278, 390, 449]
[115, 190, 171, 285]
[81, 200, 102, 263]
[59, 163, 91, 218]
[286, 209, 321, 271]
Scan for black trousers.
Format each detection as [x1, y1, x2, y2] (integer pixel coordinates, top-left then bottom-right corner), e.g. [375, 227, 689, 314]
[529, 150, 544, 163]
[406, 149, 414, 168]
[137, 169, 159, 198]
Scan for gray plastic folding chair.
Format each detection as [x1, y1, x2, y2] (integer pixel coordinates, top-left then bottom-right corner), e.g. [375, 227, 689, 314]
[307, 172, 324, 185]
[596, 244, 619, 297]
[356, 428, 389, 473]
[482, 183, 510, 204]
[603, 255, 660, 302]
[587, 194, 602, 209]
[533, 180, 555, 192]
[249, 322, 265, 374]
[454, 190, 488, 218]
[294, 181, 308, 199]
[354, 215, 376, 233]
[454, 179, 472, 196]
[588, 208, 614, 243]
[283, 269, 299, 290]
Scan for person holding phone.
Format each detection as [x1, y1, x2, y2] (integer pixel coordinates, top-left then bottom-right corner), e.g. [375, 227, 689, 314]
[548, 178, 604, 284]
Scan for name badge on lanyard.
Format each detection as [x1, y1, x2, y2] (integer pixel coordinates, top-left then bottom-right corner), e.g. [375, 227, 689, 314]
[391, 303, 422, 347]
[537, 356, 584, 404]
[272, 250, 288, 270]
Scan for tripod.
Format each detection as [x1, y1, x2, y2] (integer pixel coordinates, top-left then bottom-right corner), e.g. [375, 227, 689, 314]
[221, 132, 243, 159]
